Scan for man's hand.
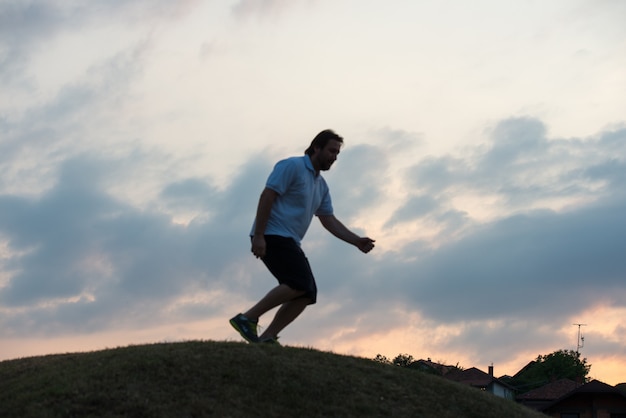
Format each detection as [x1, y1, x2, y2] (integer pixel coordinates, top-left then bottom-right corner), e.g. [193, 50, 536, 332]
[356, 237, 376, 254]
[318, 215, 375, 254]
[251, 235, 266, 259]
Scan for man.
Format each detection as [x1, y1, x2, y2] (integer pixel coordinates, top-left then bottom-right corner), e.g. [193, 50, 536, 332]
[229, 129, 375, 344]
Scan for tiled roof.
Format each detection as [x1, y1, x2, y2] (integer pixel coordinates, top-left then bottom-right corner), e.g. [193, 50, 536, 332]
[445, 367, 511, 387]
[411, 359, 456, 375]
[569, 379, 620, 394]
[517, 379, 578, 400]
[542, 380, 626, 412]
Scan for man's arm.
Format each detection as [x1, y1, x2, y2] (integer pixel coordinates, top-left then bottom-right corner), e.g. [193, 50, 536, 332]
[318, 214, 375, 254]
[251, 188, 278, 258]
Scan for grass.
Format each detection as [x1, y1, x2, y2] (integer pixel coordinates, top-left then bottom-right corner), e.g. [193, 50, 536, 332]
[0, 340, 547, 417]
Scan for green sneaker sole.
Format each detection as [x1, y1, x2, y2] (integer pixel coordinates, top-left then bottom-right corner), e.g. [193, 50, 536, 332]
[229, 318, 258, 343]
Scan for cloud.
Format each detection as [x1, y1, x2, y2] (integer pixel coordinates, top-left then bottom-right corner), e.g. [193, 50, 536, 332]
[0, 0, 196, 91]
[231, 0, 313, 20]
[0, 152, 274, 337]
[0, 37, 150, 195]
[2, 115, 624, 346]
[482, 117, 549, 167]
[161, 178, 218, 211]
[378, 120, 626, 322]
[398, 198, 626, 321]
[387, 195, 440, 226]
[0, 1, 61, 83]
[324, 143, 390, 219]
[294, 119, 626, 356]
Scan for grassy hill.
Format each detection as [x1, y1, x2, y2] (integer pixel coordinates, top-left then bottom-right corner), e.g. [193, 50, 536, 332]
[0, 341, 546, 417]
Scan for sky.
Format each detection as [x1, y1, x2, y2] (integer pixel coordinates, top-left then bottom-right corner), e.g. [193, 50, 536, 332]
[1, 0, 625, 386]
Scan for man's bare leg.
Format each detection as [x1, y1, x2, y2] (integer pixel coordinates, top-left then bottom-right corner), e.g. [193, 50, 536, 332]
[259, 297, 310, 340]
[243, 284, 305, 321]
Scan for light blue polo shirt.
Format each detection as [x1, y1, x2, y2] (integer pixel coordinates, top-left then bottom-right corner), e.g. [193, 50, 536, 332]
[251, 155, 334, 244]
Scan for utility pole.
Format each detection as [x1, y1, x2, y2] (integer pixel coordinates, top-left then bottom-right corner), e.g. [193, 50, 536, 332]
[573, 323, 587, 355]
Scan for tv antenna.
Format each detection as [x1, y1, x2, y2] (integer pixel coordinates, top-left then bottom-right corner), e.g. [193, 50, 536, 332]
[573, 323, 587, 354]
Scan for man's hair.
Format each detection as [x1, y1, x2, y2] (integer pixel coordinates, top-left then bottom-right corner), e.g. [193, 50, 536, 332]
[305, 129, 343, 156]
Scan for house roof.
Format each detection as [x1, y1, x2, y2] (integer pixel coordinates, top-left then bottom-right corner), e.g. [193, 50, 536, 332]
[446, 367, 493, 386]
[410, 359, 456, 375]
[516, 379, 578, 400]
[542, 380, 626, 412]
[445, 367, 515, 390]
[568, 379, 621, 394]
[512, 361, 536, 378]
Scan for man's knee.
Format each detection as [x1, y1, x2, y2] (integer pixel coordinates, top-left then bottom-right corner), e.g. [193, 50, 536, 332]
[280, 283, 305, 295]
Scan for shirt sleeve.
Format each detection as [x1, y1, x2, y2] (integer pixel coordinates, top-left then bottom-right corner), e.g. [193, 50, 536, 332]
[265, 158, 296, 195]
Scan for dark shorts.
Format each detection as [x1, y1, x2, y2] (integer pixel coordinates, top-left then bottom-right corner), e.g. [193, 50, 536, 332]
[259, 235, 317, 305]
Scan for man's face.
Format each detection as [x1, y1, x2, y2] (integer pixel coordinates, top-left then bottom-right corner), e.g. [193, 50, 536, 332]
[314, 139, 342, 171]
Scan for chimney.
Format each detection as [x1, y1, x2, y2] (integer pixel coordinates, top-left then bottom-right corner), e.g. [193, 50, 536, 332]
[488, 365, 494, 376]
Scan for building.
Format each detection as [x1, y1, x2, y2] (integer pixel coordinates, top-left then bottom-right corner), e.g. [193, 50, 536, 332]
[541, 379, 626, 418]
[516, 378, 579, 411]
[444, 366, 516, 400]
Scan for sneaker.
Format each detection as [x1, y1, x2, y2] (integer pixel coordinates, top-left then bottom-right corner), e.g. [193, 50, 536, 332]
[259, 336, 281, 345]
[229, 314, 259, 343]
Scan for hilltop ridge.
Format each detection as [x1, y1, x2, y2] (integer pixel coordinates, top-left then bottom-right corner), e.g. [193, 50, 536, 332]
[0, 341, 546, 417]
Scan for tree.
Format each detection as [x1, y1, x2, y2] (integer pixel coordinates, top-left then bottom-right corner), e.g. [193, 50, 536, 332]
[508, 349, 591, 393]
[373, 354, 391, 365]
[392, 353, 414, 368]
[372, 353, 415, 367]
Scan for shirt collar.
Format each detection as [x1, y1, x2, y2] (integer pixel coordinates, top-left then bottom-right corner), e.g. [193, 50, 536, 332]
[304, 155, 318, 176]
